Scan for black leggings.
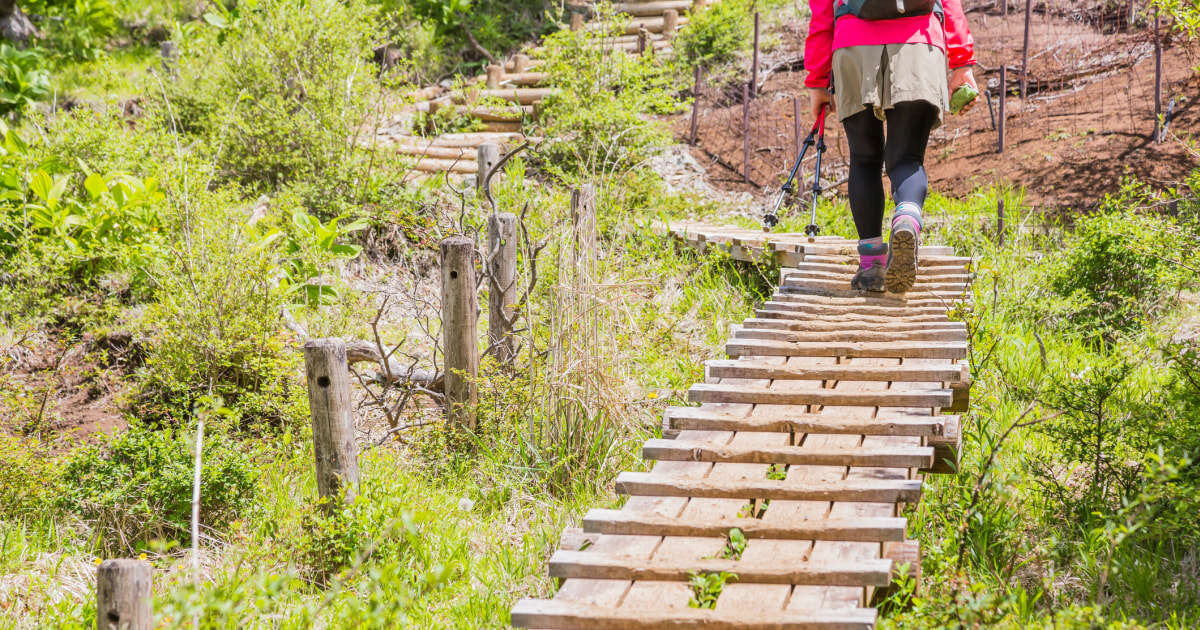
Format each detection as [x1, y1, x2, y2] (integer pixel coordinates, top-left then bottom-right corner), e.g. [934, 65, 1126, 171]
[842, 101, 939, 240]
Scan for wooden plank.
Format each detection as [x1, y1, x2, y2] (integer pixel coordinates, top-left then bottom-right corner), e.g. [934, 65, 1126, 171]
[779, 279, 966, 300]
[740, 318, 966, 333]
[511, 600, 877, 630]
[802, 253, 969, 268]
[688, 382, 953, 408]
[663, 406, 949, 437]
[614, 472, 924, 502]
[612, 0, 692, 15]
[788, 262, 970, 281]
[455, 88, 557, 105]
[548, 550, 893, 585]
[727, 338, 969, 360]
[732, 326, 967, 344]
[582, 509, 906, 542]
[756, 306, 952, 323]
[643, 439, 934, 468]
[771, 292, 955, 308]
[923, 413, 961, 474]
[402, 156, 478, 173]
[704, 359, 966, 383]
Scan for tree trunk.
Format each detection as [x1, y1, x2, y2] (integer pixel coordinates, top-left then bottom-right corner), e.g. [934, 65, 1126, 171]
[0, 0, 35, 47]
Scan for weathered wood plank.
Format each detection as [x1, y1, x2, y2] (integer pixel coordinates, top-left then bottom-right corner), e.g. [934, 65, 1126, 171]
[614, 471, 924, 502]
[511, 599, 877, 630]
[740, 318, 966, 333]
[582, 509, 908, 542]
[727, 338, 969, 360]
[663, 406, 949, 437]
[643, 439, 935, 468]
[732, 326, 968, 344]
[704, 359, 966, 383]
[688, 382, 953, 408]
[548, 550, 893, 585]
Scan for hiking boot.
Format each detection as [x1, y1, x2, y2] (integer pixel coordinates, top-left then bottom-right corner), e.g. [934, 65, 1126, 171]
[851, 263, 886, 292]
[886, 204, 922, 293]
[852, 241, 888, 292]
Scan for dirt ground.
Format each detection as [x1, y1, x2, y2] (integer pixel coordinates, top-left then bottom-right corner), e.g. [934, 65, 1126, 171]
[681, 5, 1200, 213]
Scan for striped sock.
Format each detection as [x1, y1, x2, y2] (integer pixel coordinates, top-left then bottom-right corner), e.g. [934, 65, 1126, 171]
[858, 237, 887, 270]
[892, 202, 923, 233]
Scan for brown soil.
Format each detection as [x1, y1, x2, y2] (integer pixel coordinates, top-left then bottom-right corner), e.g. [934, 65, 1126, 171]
[681, 6, 1200, 212]
[0, 334, 129, 449]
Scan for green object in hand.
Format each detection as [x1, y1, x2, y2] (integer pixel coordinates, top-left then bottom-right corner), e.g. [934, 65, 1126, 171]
[950, 84, 979, 114]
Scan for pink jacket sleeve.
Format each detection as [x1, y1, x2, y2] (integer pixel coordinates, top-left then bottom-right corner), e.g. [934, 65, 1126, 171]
[942, 0, 977, 69]
[804, 0, 835, 88]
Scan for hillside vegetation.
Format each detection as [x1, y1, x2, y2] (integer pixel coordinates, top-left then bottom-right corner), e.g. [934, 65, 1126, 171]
[0, 0, 1198, 628]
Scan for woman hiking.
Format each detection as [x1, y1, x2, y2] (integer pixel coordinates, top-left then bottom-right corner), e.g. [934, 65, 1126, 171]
[805, 0, 978, 293]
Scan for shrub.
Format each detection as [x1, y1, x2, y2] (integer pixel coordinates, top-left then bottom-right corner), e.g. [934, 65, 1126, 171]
[59, 422, 258, 553]
[0, 44, 49, 115]
[674, 0, 751, 69]
[169, 0, 379, 191]
[0, 433, 63, 521]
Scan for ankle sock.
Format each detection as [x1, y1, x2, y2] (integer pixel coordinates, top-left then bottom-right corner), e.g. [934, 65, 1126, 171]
[857, 237, 887, 270]
[892, 202, 923, 233]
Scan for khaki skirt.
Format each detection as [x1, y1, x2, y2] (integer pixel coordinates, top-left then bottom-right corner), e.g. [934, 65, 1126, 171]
[832, 43, 949, 126]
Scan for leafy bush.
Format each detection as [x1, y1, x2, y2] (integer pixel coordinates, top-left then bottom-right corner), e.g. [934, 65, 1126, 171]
[0, 44, 50, 115]
[60, 422, 258, 553]
[170, 0, 379, 191]
[26, 0, 118, 61]
[674, 0, 751, 69]
[0, 434, 63, 521]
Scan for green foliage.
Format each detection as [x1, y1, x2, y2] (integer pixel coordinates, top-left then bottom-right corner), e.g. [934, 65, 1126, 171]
[535, 19, 682, 182]
[169, 0, 378, 191]
[0, 434, 63, 521]
[1150, 0, 1200, 39]
[0, 44, 50, 115]
[674, 0, 751, 69]
[280, 209, 368, 306]
[718, 527, 746, 560]
[59, 421, 257, 553]
[29, 0, 118, 61]
[688, 571, 736, 609]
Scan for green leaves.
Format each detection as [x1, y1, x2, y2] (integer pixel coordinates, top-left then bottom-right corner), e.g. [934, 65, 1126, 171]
[0, 44, 50, 116]
[280, 209, 367, 306]
[687, 571, 737, 609]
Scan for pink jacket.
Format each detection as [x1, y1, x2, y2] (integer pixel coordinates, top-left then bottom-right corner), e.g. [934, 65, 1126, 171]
[805, 0, 977, 89]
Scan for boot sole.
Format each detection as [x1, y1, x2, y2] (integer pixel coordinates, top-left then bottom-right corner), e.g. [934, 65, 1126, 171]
[885, 228, 918, 293]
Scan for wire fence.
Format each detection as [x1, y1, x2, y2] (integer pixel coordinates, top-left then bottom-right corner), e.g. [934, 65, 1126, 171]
[684, 1, 1198, 209]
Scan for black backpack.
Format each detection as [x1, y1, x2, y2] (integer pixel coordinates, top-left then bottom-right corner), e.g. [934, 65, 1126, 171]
[834, 0, 943, 21]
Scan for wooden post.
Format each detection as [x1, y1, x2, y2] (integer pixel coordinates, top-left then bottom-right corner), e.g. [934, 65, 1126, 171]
[571, 186, 597, 260]
[1002, 0, 1008, 18]
[1020, 0, 1032, 100]
[750, 12, 760, 98]
[742, 82, 751, 184]
[997, 66, 1007, 153]
[487, 213, 518, 364]
[1153, 8, 1162, 142]
[476, 142, 500, 190]
[425, 101, 440, 135]
[570, 12, 584, 32]
[688, 66, 702, 145]
[663, 9, 679, 36]
[637, 27, 651, 54]
[441, 237, 479, 432]
[485, 64, 503, 89]
[513, 54, 531, 73]
[304, 339, 359, 504]
[97, 560, 152, 630]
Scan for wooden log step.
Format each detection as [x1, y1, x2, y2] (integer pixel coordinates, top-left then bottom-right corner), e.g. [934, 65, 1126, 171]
[391, 144, 473, 160]
[727, 338, 969, 360]
[732, 326, 967, 344]
[492, 71, 549, 86]
[779, 280, 966, 301]
[547, 549, 894, 586]
[614, 471, 926, 501]
[783, 271, 967, 293]
[663, 406, 950, 437]
[760, 302, 954, 319]
[740, 317, 965, 333]
[788, 262, 971, 282]
[511, 599, 878, 630]
[923, 413, 961, 474]
[478, 121, 523, 133]
[582, 509, 907, 542]
[771, 292, 951, 308]
[402, 156, 478, 173]
[688, 382, 953, 408]
[756, 306, 952, 324]
[612, 0, 692, 16]
[401, 131, 527, 148]
[704, 359, 967, 383]
[804, 253, 970, 268]
[585, 15, 688, 34]
[642, 438, 935, 468]
[454, 88, 556, 105]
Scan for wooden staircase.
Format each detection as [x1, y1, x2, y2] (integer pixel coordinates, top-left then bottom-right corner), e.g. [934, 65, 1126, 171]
[510, 223, 972, 629]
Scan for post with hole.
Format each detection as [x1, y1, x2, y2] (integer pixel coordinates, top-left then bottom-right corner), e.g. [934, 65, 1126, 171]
[97, 559, 152, 630]
[663, 9, 679, 37]
[304, 338, 360, 506]
[441, 237, 479, 432]
[487, 213, 518, 364]
[477, 142, 500, 190]
[485, 64, 502, 89]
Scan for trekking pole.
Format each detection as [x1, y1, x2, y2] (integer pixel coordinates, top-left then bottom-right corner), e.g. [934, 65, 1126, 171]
[763, 103, 828, 232]
[804, 106, 829, 238]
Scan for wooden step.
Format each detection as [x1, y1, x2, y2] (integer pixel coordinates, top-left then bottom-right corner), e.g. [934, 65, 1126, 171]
[511, 599, 877, 630]
[614, 471, 925, 502]
[788, 262, 971, 281]
[688, 382, 953, 408]
[727, 338, 969, 360]
[740, 317, 966, 334]
[783, 272, 968, 293]
[756, 306, 952, 323]
[491, 71, 549, 86]
[771, 292, 952, 308]
[732, 326, 967, 344]
[663, 406, 949, 437]
[582, 509, 907, 542]
[585, 15, 688, 34]
[803, 253, 970, 268]
[391, 144, 474, 160]
[924, 414, 961, 474]
[704, 359, 967, 383]
[454, 87, 556, 105]
[643, 439, 935, 468]
[548, 550, 893, 585]
[612, 0, 693, 16]
[401, 156, 477, 173]
[780, 279, 967, 300]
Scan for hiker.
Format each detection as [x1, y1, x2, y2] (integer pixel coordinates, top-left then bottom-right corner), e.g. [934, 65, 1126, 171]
[805, 0, 977, 292]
